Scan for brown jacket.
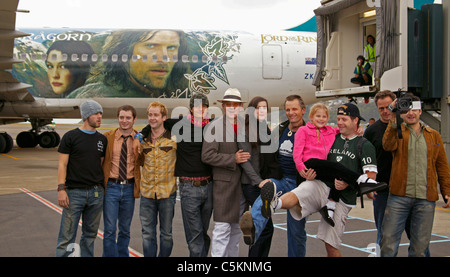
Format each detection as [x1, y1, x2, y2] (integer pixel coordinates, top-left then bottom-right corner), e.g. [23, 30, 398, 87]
[201, 116, 244, 224]
[103, 128, 141, 198]
[383, 123, 450, 201]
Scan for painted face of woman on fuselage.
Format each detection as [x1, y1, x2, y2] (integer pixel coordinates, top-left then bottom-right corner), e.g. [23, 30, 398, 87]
[46, 50, 74, 95]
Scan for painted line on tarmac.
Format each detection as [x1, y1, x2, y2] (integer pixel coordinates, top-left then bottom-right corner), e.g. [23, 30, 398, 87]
[19, 188, 143, 257]
[1, 153, 18, 159]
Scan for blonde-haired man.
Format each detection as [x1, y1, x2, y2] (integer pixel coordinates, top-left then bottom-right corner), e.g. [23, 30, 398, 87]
[139, 101, 177, 257]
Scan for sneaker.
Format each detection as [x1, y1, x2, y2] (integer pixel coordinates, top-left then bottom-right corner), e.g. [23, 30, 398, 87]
[240, 211, 255, 245]
[260, 181, 278, 219]
[358, 180, 388, 196]
[319, 206, 335, 227]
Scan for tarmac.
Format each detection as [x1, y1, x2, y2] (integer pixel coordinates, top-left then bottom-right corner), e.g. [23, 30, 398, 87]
[1, 122, 449, 258]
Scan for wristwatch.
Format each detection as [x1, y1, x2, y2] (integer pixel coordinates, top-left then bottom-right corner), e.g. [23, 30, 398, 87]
[57, 184, 66, 191]
[387, 104, 395, 112]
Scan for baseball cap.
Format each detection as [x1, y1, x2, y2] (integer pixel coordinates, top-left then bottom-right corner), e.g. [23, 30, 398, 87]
[337, 103, 366, 121]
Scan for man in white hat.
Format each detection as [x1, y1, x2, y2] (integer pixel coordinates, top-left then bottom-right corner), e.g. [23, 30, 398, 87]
[202, 88, 250, 257]
[56, 100, 107, 257]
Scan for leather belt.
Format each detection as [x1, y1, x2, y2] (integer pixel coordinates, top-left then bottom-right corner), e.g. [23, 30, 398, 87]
[179, 177, 211, 187]
[108, 177, 135, 185]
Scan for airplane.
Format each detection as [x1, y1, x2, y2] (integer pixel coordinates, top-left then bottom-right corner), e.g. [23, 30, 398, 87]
[0, 0, 319, 154]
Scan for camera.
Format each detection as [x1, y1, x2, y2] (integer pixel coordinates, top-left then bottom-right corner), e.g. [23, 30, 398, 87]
[389, 90, 421, 114]
[396, 91, 413, 113]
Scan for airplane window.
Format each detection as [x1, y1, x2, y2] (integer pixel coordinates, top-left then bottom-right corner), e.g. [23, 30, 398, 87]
[202, 55, 208, 63]
[172, 55, 178, 62]
[162, 55, 168, 62]
[192, 55, 198, 63]
[132, 55, 138, 62]
[41, 54, 47, 61]
[71, 54, 78, 62]
[81, 54, 88, 62]
[212, 56, 218, 63]
[31, 54, 37, 60]
[92, 54, 98, 62]
[142, 55, 148, 62]
[152, 55, 157, 62]
[62, 53, 68, 61]
[51, 53, 57, 61]
[102, 54, 108, 62]
[19, 53, 26, 60]
[122, 54, 128, 62]
[111, 54, 118, 62]
[182, 55, 189, 63]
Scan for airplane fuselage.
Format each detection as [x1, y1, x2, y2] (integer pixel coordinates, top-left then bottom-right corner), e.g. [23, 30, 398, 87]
[7, 28, 318, 119]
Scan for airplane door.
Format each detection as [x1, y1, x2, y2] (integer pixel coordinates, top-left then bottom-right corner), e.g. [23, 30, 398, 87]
[262, 45, 283, 79]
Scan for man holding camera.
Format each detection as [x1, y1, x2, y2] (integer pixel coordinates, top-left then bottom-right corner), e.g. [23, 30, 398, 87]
[380, 93, 450, 257]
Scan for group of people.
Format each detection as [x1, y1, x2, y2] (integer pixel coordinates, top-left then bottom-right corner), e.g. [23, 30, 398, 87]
[55, 87, 450, 258]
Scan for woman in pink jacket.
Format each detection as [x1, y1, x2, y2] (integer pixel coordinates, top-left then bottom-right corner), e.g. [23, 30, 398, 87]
[292, 103, 383, 226]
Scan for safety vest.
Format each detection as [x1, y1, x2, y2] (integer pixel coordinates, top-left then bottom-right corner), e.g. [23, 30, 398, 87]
[364, 44, 376, 63]
[356, 61, 373, 77]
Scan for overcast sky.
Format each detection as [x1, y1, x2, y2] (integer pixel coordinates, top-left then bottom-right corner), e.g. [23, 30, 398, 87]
[16, 0, 321, 31]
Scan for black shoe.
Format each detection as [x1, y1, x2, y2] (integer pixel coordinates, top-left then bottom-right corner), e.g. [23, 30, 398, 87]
[358, 181, 388, 196]
[260, 181, 277, 219]
[319, 206, 335, 227]
[240, 211, 255, 245]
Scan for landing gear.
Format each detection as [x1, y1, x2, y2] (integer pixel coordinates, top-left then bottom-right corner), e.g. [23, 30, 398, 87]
[0, 132, 14, 153]
[37, 131, 60, 148]
[16, 131, 38, 148]
[1, 118, 61, 153]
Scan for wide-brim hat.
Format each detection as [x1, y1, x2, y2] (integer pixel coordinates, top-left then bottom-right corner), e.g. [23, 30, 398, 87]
[337, 103, 366, 121]
[217, 88, 246, 103]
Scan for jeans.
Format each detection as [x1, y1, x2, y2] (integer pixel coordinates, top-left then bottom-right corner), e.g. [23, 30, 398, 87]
[139, 192, 176, 257]
[242, 184, 274, 257]
[179, 180, 213, 257]
[251, 176, 307, 257]
[373, 189, 389, 245]
[380, 194, 435, 257]
[287, 210, 307, 257]
[373, 190, 430, 256]
[56, 186, 104, 257]
[102, 181, 135, 257]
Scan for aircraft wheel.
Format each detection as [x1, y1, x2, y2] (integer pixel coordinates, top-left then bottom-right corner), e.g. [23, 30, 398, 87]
[0, 133, 14, 153]
[53, 132, 61, 147]
[16, 131, 38, 148]
[0, 134, 6, 153]
[38, 131, 57, 148]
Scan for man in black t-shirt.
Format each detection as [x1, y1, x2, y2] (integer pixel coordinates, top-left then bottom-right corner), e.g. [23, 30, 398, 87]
[363, 90, 395, 246]
[56, 100, 107, 257]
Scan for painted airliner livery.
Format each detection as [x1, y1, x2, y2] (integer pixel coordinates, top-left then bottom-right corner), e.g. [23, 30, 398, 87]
[2, 27, 318, 152]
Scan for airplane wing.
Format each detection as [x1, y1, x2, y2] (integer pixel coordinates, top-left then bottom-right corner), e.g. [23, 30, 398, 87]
[0, 0, 34, 108]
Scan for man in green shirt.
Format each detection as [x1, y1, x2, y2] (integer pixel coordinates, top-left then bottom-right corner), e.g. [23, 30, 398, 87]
[260, 103, 378, 257]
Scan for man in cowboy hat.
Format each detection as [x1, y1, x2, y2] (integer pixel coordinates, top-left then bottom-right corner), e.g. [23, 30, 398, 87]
[202, 88, 251, 256]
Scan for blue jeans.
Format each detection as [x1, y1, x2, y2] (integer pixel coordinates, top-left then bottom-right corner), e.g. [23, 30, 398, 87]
[103, 181, 135, 257]
[139, 192, 176, 257]
[373, 190, 430, 256]
[380, 194, 435, 257]
[251, 176, 307, 257]
[56, 186, 104, 257]
[179, 180, 213, 257]
[373, 189, 389, 245]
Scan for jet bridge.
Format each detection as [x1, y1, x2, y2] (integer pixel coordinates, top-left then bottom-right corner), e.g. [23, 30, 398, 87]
[312, 0, 450, 161]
